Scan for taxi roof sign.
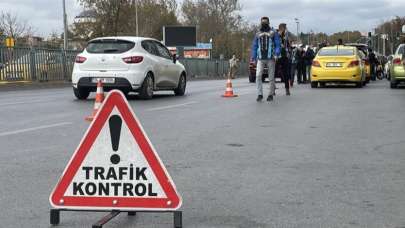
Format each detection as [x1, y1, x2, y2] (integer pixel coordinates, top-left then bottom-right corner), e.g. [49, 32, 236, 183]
[49, 90, 181, 210]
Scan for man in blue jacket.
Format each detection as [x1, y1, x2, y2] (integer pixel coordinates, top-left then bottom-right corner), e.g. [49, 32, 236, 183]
[251, 17, 281, 102]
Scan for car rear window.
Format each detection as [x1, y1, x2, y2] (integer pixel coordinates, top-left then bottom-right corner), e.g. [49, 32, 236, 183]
[318, 48, 354, 56]
[86, 39, 135, 54]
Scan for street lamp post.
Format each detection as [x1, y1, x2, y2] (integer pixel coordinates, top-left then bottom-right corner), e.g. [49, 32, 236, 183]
[62, 0, 68, 50]
[294, 18, 300, 43]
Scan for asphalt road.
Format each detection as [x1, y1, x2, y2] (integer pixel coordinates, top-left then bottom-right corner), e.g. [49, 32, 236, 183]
[0, 79, 404, 228]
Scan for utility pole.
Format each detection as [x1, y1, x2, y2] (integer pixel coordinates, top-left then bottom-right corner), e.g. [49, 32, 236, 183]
[135, 0, 139, 36]
[63, 0, 68, 50]
[241, 38, 245, 62]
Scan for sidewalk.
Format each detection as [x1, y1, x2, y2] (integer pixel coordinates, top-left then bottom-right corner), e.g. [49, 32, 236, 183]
[0, 80, 71, 92]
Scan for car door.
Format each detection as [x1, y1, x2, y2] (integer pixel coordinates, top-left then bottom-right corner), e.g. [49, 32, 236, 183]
[141, 40, 162, 83]
[153, 41, 178, 88]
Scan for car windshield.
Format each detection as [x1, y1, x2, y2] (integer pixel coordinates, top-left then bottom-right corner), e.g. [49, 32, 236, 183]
[318, 48, 354, 56]
[86, 39, 135, 54]
[396, 45, 405, 55]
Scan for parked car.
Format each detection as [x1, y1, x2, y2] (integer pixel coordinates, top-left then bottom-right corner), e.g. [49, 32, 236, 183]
[345, 43, 371, 83]
[389, 44, 405, 88]
[386, 55, 394, 80]
[72, 36, 187, 99]
[310, 46, 366, 88]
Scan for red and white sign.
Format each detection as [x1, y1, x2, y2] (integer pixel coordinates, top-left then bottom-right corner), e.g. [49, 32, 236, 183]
[50, 90, 181, 210]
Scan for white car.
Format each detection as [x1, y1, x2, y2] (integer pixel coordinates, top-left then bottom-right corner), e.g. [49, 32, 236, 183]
[72, 36, 187, 99]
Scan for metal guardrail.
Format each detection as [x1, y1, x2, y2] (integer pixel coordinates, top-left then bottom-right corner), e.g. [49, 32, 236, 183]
[0, 46, 79, 82]
[0, 46, 248, 83]
[180, 59, 249, 78]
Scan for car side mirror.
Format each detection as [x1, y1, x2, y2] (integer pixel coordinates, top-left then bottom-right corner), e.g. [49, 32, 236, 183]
[172, 54, 177, 64]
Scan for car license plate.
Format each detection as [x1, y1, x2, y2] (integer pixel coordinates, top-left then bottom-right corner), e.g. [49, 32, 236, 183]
[92, 78, 115, 84]
[326, 62, 342, 67]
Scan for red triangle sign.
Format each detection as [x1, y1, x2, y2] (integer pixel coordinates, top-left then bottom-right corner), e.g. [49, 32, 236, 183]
[50, 90, 182, 210]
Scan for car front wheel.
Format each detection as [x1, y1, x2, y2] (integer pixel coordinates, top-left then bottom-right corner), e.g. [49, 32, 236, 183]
[73, 87, 90, 100]
[174, 74, 186, 96]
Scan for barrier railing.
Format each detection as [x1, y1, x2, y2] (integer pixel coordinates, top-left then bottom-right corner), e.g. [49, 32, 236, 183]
[0, 47, 248, 82]
[0, 46, 79, 82]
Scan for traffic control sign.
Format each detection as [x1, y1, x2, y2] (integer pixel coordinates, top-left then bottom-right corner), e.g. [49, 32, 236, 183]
[50, 90, 181, 210]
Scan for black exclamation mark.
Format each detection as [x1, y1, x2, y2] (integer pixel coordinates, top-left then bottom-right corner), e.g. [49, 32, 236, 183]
[109, 115, 122, 165]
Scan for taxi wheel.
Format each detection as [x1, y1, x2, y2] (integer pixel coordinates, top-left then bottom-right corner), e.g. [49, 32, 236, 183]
[73, 87, 90, 100]
[311, 82, 318, 88]
[319, 82, 326, 88]
[390, 81, 397, 89]
[356, 82, 363, 88]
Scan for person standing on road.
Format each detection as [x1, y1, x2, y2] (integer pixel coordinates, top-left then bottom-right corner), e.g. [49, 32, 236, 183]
[228, 55, 239, 79]
[251, 17, 281, 102]
[277, 23, 291, 95]
[304, 46, 315, 83]
[290, 44, 297, 87]
[296, 45, 306, 84]
[337, 38, 343, 45]
[369, 48, 377, 81]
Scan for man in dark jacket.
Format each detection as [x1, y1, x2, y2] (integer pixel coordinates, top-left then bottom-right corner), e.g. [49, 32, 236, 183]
[277, 23, 291, 95]
[296, 45, 306, 83]
[305, 46, 315, 83]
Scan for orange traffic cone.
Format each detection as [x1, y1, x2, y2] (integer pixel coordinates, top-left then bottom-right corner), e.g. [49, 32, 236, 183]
[222, 78, 238, 98]
[85, 80, 105, 121]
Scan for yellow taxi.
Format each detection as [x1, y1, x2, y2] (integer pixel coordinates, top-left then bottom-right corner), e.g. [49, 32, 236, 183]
[311, 46, 366, 88]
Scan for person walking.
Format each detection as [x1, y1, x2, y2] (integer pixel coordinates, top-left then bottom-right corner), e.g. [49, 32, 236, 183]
[304, 46, 315, 83]
[228, 55, 239, 79]
[277, 23, 291, 95]
[290, 44, 297, 87]
[296, 45, 306, 84]
[251, 17, 281, 102]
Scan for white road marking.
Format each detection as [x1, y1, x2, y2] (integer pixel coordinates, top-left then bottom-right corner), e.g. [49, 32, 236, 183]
[0, 99, 55, 107]
[147, 101, 198, 112]
[0, 122, 72, 137]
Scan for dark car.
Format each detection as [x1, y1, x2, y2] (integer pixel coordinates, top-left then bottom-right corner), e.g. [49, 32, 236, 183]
[249, 60, 268, 83]
[249, 59, 283, 83]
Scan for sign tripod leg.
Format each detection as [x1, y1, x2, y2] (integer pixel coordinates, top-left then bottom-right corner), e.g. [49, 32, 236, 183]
[92, 210, 121, 228]
[50, 209, 60, 225]
[174, 211, 182, 228]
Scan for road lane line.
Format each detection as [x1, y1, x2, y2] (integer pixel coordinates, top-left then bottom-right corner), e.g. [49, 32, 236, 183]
[146, 101, 198, 112]
[0, 122, 72, 137]
[0, 99, 56, 107]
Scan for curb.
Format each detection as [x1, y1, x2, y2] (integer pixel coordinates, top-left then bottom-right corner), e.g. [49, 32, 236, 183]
[0, 81, 71, 92]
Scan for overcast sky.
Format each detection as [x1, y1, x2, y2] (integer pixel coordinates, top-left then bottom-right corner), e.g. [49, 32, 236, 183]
[0, 0, 404, 37]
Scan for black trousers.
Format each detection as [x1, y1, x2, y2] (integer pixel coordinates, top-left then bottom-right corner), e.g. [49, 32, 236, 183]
[279, 57, 290, 89]
[297, 62, 306, 83]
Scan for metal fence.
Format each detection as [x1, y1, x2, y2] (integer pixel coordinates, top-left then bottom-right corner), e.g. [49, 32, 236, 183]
[0, 46, 79, 82]
[0, 46, 248, 82]
[180, 58, 249, 78]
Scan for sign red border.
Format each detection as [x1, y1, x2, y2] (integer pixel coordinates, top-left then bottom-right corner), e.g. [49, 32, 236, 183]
[49, 90, 181, 210]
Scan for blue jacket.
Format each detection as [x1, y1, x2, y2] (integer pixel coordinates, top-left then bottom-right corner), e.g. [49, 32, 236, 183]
[251, 30, 281, 61]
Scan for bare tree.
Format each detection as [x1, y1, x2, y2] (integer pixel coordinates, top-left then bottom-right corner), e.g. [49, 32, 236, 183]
[0, 11, 34, 38]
